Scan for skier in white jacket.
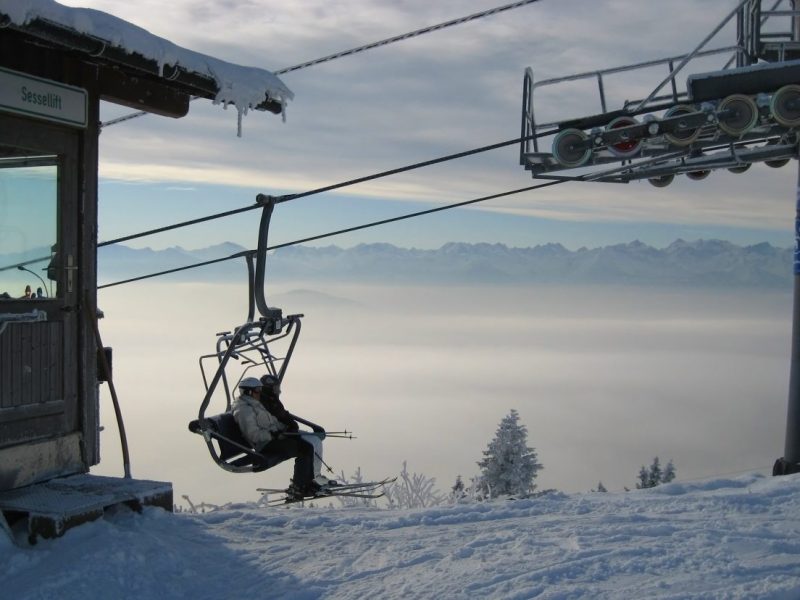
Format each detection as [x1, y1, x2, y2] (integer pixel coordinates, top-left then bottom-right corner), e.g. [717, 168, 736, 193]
[232, 376, 332, 498]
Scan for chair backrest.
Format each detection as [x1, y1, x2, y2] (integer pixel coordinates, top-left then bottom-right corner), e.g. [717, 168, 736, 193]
[207, 413, 251, 461]
[188, 412, 278, 472]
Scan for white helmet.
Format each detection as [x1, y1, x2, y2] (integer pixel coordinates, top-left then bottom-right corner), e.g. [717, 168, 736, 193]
[238, 377, 262, 390]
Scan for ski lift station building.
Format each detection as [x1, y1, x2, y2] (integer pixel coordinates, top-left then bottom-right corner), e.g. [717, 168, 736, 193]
[0, 0, 292, 542]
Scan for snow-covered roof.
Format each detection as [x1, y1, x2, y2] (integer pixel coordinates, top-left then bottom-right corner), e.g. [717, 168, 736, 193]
[0, 0, 293, 131]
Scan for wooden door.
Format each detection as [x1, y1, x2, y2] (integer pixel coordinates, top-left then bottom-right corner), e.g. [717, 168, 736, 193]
[0, 114, 82, 489]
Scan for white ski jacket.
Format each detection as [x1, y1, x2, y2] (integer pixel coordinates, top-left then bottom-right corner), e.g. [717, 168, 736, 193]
[232, 394, 286, 451]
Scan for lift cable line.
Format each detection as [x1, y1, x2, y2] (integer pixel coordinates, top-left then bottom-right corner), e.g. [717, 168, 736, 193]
[96, 128, 685, 290]
[97, 178, 567, 290]
[100, 0, 543, 129]
[273, 0, 543, 76]
[96, 131, 556, 249]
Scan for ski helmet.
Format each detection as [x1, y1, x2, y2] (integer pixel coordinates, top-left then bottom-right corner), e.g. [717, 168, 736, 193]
[260, 374, 281, 396]
[238, 377, 262, 390]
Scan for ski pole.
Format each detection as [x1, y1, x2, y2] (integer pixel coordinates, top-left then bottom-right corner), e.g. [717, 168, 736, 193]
[281, 430, 356, 439]
[314, 451, 336, 474]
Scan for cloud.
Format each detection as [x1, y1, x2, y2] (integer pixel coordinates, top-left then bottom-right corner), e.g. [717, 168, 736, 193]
[63, 0, 792, 236]
[93, 280, 791, 501]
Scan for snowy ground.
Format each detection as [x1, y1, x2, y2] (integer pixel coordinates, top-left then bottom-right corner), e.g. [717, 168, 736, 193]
[2, 472, 800, 599]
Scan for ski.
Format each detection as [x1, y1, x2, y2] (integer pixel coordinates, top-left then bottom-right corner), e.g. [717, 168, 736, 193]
[265, 490, 385, 506]
[259, 477, 395, 505]
[329, 491, 385, 500]
[257, 477, 395, 495]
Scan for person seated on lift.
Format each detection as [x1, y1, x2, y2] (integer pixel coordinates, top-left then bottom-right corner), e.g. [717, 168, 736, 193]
[233, 375, 335, 499]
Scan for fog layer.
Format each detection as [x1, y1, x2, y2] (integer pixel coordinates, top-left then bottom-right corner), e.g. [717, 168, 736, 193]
[92, 282, 792, 505]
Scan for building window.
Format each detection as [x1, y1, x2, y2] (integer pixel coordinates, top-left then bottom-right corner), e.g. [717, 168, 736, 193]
[0, 151, 59, 300]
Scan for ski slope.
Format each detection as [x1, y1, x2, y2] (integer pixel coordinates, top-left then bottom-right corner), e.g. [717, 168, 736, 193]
[2, 472, 799, 599]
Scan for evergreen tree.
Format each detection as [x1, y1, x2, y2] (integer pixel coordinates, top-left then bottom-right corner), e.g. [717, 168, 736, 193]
[648, 457, 662, 487]
[635, 457, 676, 489]
[477, 409, 542, 498]
[662, 459, 676, 484]
[594, 481, 608, 493]
[636, 465, 651, 489]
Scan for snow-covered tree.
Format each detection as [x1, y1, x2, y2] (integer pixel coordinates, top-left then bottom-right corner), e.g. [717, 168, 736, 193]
[449, 475, 467, 503]
[477, 409, 542, 498]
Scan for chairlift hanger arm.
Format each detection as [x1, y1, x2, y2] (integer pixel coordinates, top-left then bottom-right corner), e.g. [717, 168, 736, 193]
[245, 251, 256, 323]
[277, 317, 302, 382]
[254, 196, 277, 320]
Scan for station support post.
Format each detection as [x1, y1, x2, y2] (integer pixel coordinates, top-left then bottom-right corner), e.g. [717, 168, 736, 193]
[775, 2, 800, 476]
[776, 156, 800, 475]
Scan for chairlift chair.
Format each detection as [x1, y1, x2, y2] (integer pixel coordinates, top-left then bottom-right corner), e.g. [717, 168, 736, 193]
[188, 196, 305, 473]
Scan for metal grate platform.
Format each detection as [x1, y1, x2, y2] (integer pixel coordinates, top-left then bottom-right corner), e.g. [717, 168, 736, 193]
[0, 473, 172, 543]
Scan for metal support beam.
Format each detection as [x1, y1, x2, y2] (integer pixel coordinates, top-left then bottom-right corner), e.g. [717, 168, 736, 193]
[775, 0, 800, 477]
[775, 150, 800, 476]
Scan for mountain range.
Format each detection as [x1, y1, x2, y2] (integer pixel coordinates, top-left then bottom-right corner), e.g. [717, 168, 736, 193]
[95, 239, 793, 288]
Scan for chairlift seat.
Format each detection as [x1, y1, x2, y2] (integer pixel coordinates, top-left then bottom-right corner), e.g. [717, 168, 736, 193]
[188, 412, 282, 473]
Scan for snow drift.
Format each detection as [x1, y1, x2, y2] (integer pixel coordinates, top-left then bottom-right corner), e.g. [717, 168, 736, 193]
[2, 472, 799, 599]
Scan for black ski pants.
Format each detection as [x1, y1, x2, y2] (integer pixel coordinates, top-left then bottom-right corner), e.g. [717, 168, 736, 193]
[259, 437, 314, 486]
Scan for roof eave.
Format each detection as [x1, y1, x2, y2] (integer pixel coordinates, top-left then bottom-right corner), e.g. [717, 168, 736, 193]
[0, 13, 284, 116]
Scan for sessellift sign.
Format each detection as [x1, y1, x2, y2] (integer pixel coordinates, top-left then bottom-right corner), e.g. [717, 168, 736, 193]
[0, 66, 87, 128]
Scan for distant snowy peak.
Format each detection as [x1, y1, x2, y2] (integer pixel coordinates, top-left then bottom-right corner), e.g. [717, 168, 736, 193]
[97, 240, 793, 288]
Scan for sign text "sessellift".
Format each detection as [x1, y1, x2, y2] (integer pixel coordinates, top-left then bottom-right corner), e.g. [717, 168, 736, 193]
[0, 67, 87, 128]
[21, 87, 63, 111]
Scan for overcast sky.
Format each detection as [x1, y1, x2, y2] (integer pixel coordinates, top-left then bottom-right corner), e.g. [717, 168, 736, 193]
[58, 0, 798, 251]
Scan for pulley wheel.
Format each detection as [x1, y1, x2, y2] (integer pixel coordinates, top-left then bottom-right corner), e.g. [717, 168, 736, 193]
[663, 105, 701, 146]
[605, 116, 642, 158]
[717, 94, 758, 137]
[771, 85, 800, 128]
[552, 129, 591, 168]
[686, 169, 710, 181]
[647, 174, 674, 188]
[727, 164, 751, 174]
[766, 158, 790, 168]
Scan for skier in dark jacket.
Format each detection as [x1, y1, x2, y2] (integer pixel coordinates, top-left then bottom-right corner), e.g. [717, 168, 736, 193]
[233, 375, 332, 499]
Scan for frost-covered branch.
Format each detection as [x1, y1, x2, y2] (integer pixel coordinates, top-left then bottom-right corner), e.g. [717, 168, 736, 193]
[335, 467, 381, 508]
[384, 461, 445, 509]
